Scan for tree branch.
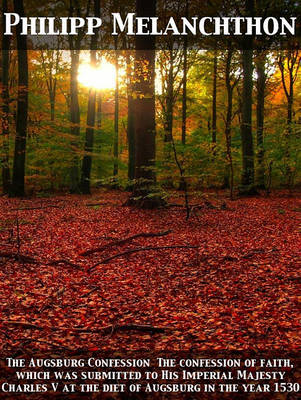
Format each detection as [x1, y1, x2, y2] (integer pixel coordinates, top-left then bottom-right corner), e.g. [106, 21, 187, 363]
[88, 245, 198, 272]
[0, 252, 37, 264]
[2, 321, 169, 335]
[12, 205, 61, 211]
[80, 230, 172, 256]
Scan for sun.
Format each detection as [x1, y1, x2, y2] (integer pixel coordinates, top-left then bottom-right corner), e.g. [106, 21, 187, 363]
[78, 61, 116, 90]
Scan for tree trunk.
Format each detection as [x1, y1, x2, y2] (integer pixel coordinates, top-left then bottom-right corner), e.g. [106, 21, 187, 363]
[278, 51, 300, 188]
[50, 94, 55, 121]
[179, 36, 188, 191]
[127, 0, 165, 208]
[80, 52, 97, 194]
[287, 71, 293, 130]
[1, 0, 10, 193]
[163, 49, 175, 188]
[164, 50, 174, 143]
[240, 0, 256, 195]
[80, 0, 100, 195]
[181, 1, 188, 146]
[97, 92, 102, 129]
[212, 50, 217, 145]
[69, 50, 81, 193]
[113, 48, 119, 179]
[285, 65, 294, 189]
[69, 0, 92, 194]
[240, 48, 255, 193]
[256, 52, 266, 189]
[11, 0, 28, 198]
[127, 96, 135, 181]
[224, 50, 234, 199]
[182, 41, 187, 146]
[126, 53, 135, 182]
[133, 48, 156, 185]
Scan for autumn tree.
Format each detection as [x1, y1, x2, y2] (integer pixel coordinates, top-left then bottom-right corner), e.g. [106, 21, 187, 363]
[181, 40, 188, 147]
[240, 0, 256, 195]
[211, 49, 218, 145]
[278, 50, 300, 187]
[180, 2, 189, 191]
[80, 0, 101, 194]
[162, 49, 175, 144]
[10, 0, 28, 197]
[1, 0, 10, 193]
[113, 42, 119, 181]
[255, 52, 267, 189]
[38, 49, 62, 122]
[127, 0, 165, 208]
[110, 0, 136, 184]
[69, 0, 92, 193]
[125, 50, 135, 182]
[222, 48, 240, 199]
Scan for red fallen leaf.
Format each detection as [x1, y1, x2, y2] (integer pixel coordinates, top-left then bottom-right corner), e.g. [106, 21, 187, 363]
[0, 191, 298, 352]
[88, 346, 100, 352]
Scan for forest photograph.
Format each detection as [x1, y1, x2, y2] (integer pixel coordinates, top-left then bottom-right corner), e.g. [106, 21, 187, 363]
[0, 0, 300, 399]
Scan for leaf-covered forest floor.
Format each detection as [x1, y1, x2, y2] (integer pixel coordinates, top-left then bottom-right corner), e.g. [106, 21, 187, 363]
[0, 190, 300, 353]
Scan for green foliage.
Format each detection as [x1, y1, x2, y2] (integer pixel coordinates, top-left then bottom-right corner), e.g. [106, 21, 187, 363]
[1, 49, 300, 195]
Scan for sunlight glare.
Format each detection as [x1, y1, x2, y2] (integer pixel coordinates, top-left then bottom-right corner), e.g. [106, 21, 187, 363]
[78, 61, 116, 90]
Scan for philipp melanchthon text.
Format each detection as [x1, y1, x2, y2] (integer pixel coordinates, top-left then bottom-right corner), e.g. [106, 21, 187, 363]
[4, 13, 296, 37]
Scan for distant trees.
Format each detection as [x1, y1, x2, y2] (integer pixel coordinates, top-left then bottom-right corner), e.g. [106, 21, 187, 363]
[278, 51, 300, 132]
[278, 50, 300, 187]
[38, 50, 62, 122]
[1, 0, 300, 198]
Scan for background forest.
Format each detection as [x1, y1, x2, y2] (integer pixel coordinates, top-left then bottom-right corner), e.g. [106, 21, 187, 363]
[0, 0, 300, 201]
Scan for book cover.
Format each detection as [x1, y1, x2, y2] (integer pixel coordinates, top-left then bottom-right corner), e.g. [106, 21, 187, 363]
[0, 0, 300, 399]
